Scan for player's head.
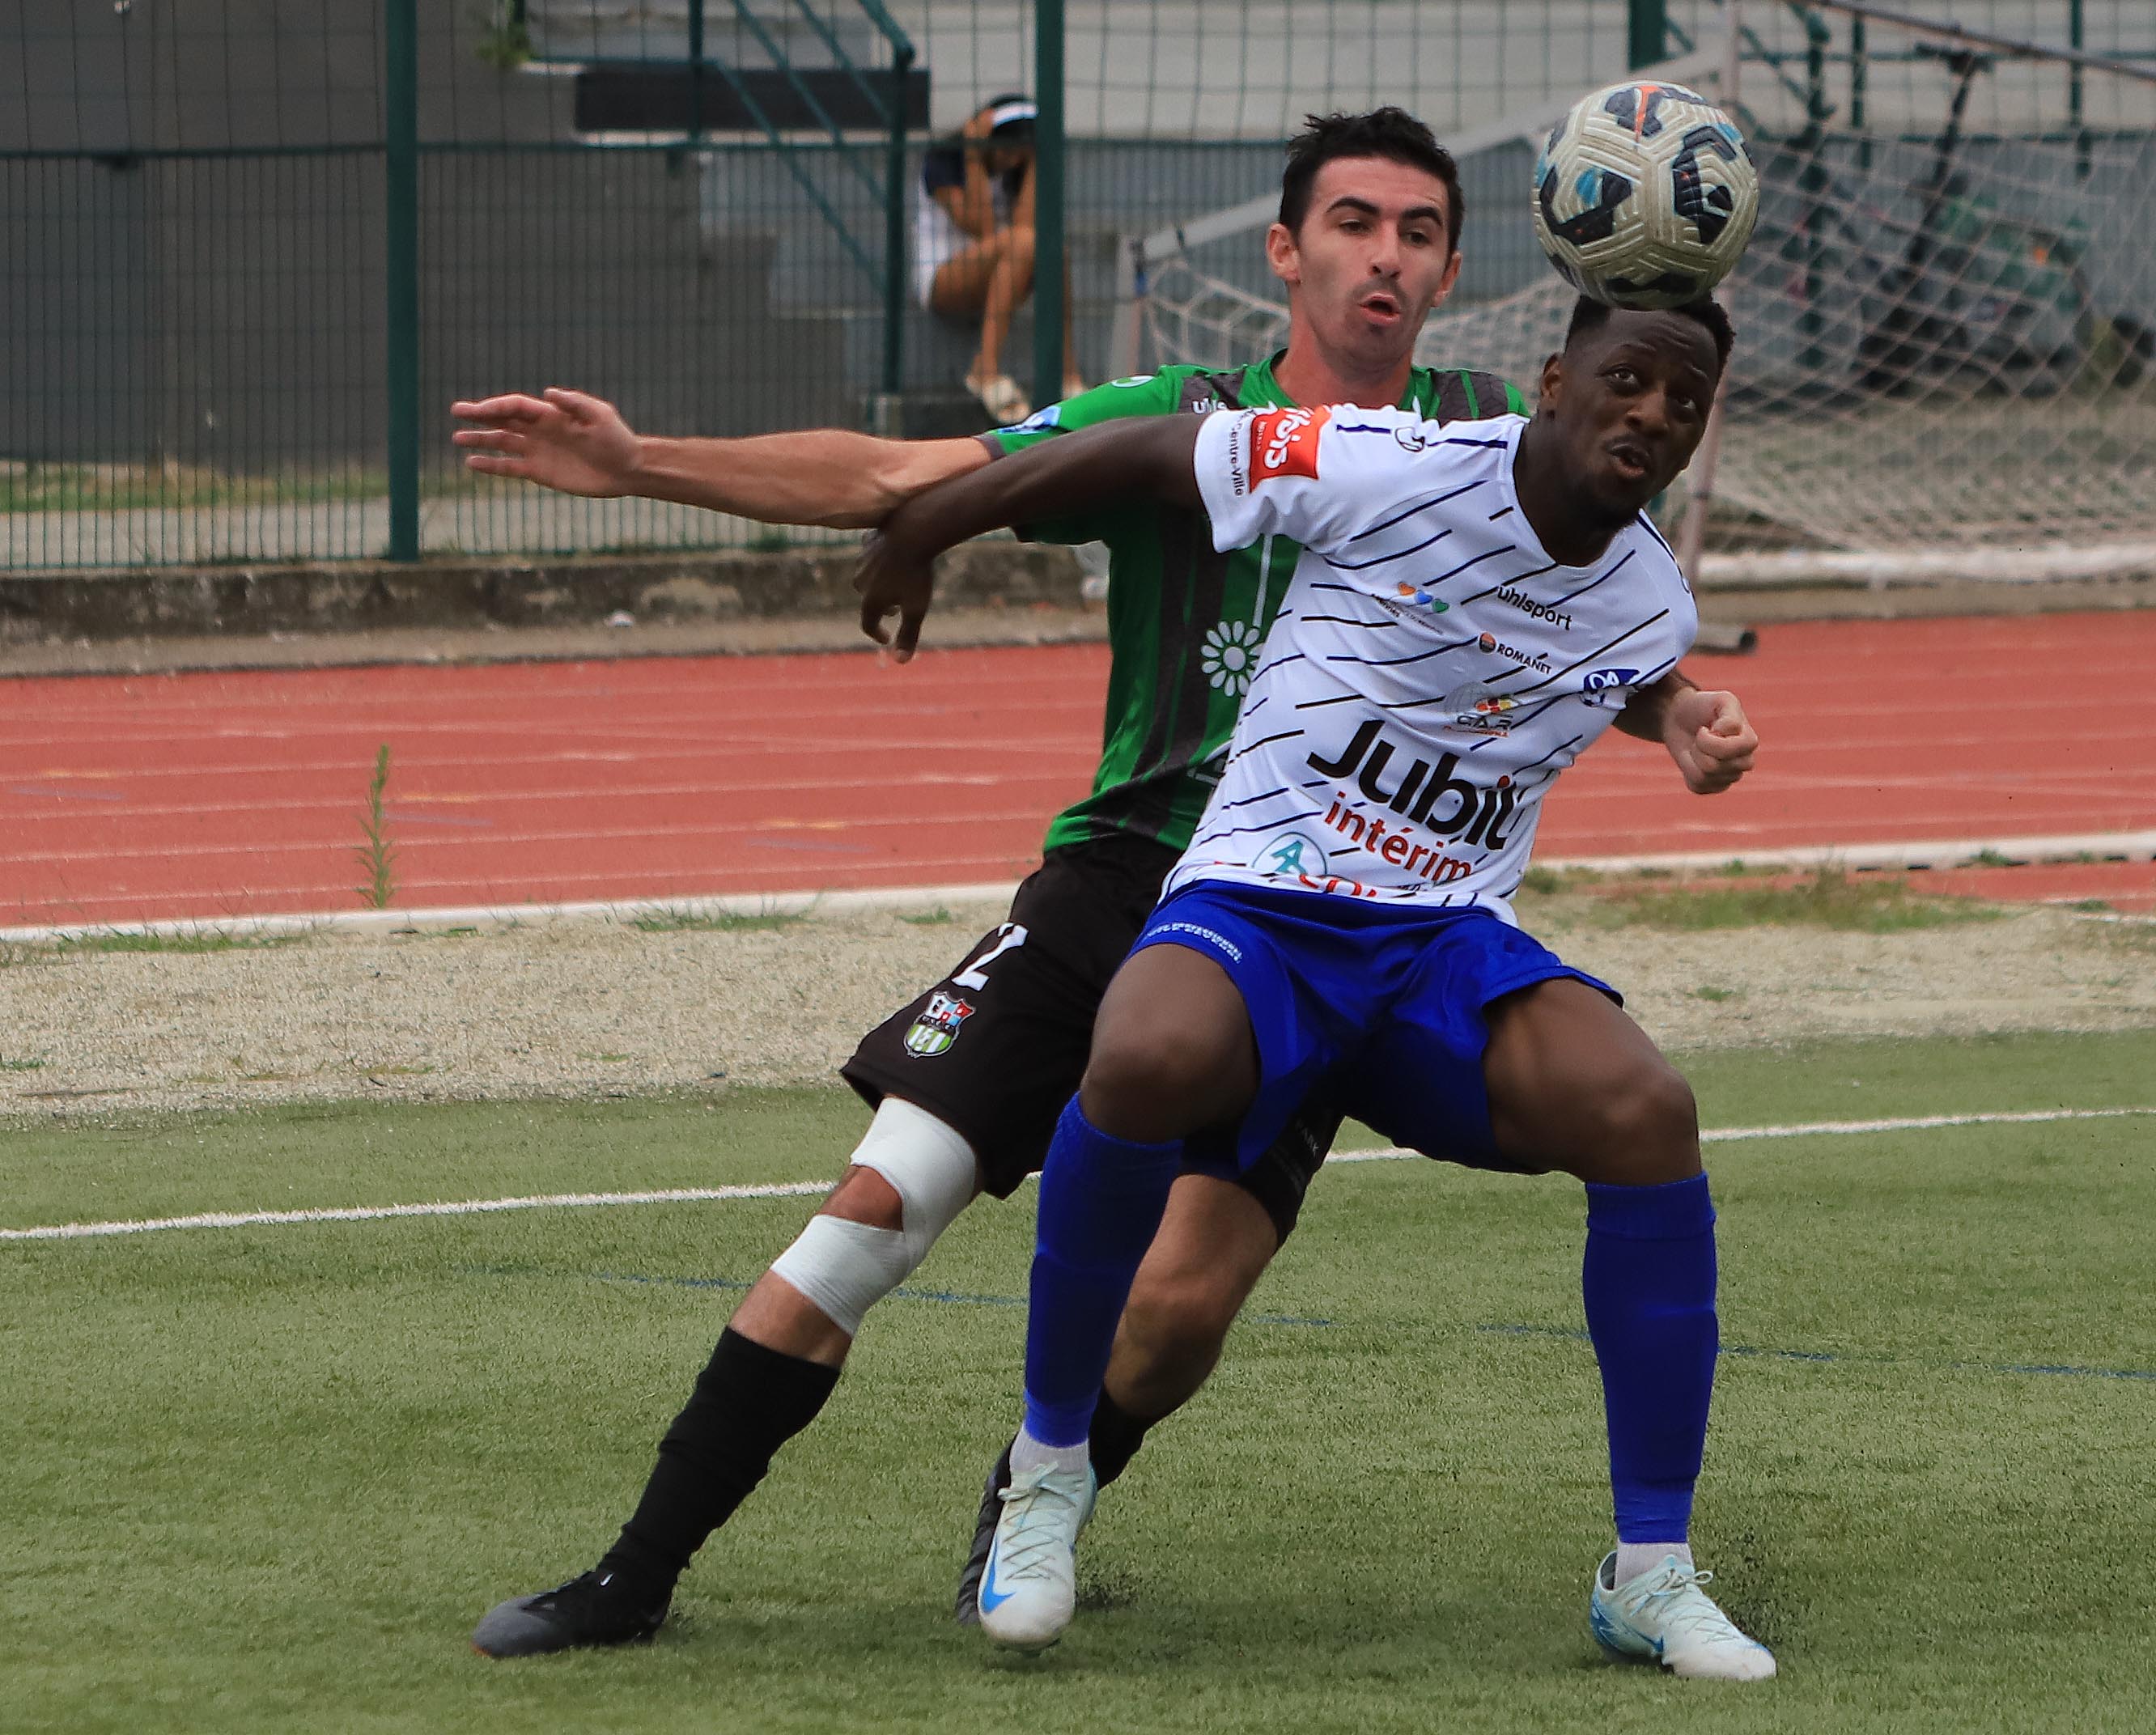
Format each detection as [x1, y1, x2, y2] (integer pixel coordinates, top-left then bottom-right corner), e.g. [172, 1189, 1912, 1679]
[976, 93, 1038, 174]
[1535, 295, 1732, 520]
[1268, 108, 1466, 375]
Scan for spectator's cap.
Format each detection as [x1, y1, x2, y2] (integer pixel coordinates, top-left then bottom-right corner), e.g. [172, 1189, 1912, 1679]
[985, 96, 1037, 138]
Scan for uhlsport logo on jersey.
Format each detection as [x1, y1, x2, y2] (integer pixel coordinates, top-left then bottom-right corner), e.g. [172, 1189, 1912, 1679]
[902, 990, 974, 1057]
[1496, 585, 1574, 630]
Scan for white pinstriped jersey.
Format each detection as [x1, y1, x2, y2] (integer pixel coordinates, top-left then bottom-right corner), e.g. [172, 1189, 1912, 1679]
[1176, 406, 1696, 921]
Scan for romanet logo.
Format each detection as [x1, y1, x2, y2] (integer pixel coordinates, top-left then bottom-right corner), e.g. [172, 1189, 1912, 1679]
[1476, 631, 1552, 675]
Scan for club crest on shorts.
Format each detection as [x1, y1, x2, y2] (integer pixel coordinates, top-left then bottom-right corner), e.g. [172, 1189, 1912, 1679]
[902, 989, 975, 1057]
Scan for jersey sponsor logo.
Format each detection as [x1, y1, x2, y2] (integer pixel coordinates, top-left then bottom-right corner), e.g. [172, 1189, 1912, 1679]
[1247, 405, 1329, 488]
[1496, 586, 1573, 630]
[1581, 666, 1641, 692]
[1392, 581, 1450, 613]
[1254, 829, 1328, 880]
[902, 989, 974, 1057]
[1307, 717, 1522, 867]
[1188, 395, 1226, 415]
[1392, 423, 1430, 452]
[1107, 375, 1155, 388]
[1002, 404, 1062, 435]
[1445, 693, 1520, 736]
[1476, 630, 1553, 675]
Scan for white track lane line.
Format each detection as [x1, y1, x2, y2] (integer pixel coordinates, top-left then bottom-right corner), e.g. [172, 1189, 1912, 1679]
[6, 1107, 2149, 1245]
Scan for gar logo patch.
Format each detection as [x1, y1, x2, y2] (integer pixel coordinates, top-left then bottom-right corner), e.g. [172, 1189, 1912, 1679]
[902, 990, 975, 1058]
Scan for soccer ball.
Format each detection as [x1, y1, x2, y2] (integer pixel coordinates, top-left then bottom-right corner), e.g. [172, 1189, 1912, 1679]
[1531, 81, 1759, 309]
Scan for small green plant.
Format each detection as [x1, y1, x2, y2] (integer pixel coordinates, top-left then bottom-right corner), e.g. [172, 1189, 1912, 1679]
[55, 931, 304, 957]
[0, 1054, 48, 1071]
[1590, 866, 2004, 935]
[900, 907, 956, 926]
[1963, 848, 2020, 868]
[1692, 986, 1741, 1003]
[630, 905, 806, 934]
[355, 744, 397, 910]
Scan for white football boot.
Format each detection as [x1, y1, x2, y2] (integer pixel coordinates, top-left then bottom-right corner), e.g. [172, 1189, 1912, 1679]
[1589, 1552, 1778, 1681]
[974, 1457, 1097, 1652]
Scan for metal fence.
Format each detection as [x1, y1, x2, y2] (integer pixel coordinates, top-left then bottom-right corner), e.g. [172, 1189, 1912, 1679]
[3, 1, 2151, 570]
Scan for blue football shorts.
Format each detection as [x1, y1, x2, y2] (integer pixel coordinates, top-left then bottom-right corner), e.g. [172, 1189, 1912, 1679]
[1131, 880, 1620, 1174]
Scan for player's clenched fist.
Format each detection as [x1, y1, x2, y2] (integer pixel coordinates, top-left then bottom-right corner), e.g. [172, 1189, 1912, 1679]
[853, 528, 936, 663]
[1665, 686, 1757, 795]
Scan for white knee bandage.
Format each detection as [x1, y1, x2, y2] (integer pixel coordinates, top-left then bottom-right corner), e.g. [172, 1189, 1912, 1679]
[767, 1098, 978, 1336]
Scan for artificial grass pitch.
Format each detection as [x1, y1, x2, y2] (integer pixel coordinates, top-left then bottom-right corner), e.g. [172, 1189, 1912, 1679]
[2, 1029, 2152, 1733]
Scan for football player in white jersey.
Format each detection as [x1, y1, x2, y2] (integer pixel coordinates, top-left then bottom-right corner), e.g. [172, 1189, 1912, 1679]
[857, 297, 1772, 1678]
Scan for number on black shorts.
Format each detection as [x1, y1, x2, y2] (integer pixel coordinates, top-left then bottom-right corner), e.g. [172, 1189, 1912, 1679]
[953, 923, 1029, 991]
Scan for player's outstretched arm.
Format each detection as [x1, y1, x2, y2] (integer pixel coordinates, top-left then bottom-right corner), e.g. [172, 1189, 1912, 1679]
[1617, 672, 1759, 795]
[855, 416, 1205, 659]
[449, 387, 991, 528]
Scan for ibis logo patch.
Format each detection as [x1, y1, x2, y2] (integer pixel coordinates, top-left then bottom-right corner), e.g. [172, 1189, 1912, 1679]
[1247, 405, 1329, 487]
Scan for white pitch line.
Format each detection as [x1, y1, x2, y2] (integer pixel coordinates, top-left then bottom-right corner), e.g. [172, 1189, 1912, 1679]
[1329, 1105, 2156, 1163]
[6, 1107, 2150, 1245]
[0, 1181, 829, 1243]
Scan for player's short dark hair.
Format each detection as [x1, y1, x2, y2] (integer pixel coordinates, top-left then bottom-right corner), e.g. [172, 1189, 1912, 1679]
[1279, 108, 1465, 255]
[1564, 294, 1735, 374]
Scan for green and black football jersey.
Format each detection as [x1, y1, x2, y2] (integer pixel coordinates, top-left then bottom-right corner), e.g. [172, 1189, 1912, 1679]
[988, 354, 1529, 855]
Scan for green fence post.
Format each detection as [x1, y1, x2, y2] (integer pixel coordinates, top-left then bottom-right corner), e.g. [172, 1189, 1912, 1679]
[384, 0, 420, 562]
[1628, 0, 1666, 70]
[1032, 0, 1065, 410]
[883, 40, 913, 396]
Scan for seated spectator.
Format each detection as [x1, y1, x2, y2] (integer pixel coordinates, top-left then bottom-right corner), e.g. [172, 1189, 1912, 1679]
[915, 94, 1082, 423]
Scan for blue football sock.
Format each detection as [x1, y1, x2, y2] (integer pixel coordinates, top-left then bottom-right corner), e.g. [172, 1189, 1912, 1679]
[1021, 1097, 1182, 1449]
[1582, 1172, 1719, 1544]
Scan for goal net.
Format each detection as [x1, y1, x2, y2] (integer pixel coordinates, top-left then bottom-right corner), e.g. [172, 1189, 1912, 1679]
[1129, 4, 2156, 583]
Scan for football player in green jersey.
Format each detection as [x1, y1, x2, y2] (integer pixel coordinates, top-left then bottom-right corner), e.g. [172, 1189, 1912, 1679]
[455, 108, 1527, 1657]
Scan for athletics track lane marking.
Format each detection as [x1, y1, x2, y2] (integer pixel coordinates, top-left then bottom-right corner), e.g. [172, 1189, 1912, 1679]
[6, 1105, 2150, 1244]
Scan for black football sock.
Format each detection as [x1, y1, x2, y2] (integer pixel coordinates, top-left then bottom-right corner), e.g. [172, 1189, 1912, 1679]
[598, 1327, 842, 1601]
[1089, 1386, 1162, 1489]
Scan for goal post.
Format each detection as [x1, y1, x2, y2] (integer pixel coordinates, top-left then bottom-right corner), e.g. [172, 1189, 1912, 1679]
[1121, 2, 2156, 588]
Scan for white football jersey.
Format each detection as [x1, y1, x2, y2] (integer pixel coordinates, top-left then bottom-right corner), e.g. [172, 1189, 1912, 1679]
[1175, 405, 1697, 921]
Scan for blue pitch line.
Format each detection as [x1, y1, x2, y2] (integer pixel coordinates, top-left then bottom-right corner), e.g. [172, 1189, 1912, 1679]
[558, 1268, 1335, 1327]
[1481, 1322, 2156, 1384]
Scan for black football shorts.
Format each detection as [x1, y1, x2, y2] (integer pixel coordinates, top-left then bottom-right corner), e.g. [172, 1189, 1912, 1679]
[842, 831, 1338, 1242]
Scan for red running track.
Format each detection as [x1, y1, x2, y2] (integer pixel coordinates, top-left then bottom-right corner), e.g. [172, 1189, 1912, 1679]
[2, 612, 2154, 929]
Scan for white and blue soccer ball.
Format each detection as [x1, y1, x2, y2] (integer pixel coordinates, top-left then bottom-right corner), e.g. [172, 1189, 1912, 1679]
[1531, 81, 1759, 309]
